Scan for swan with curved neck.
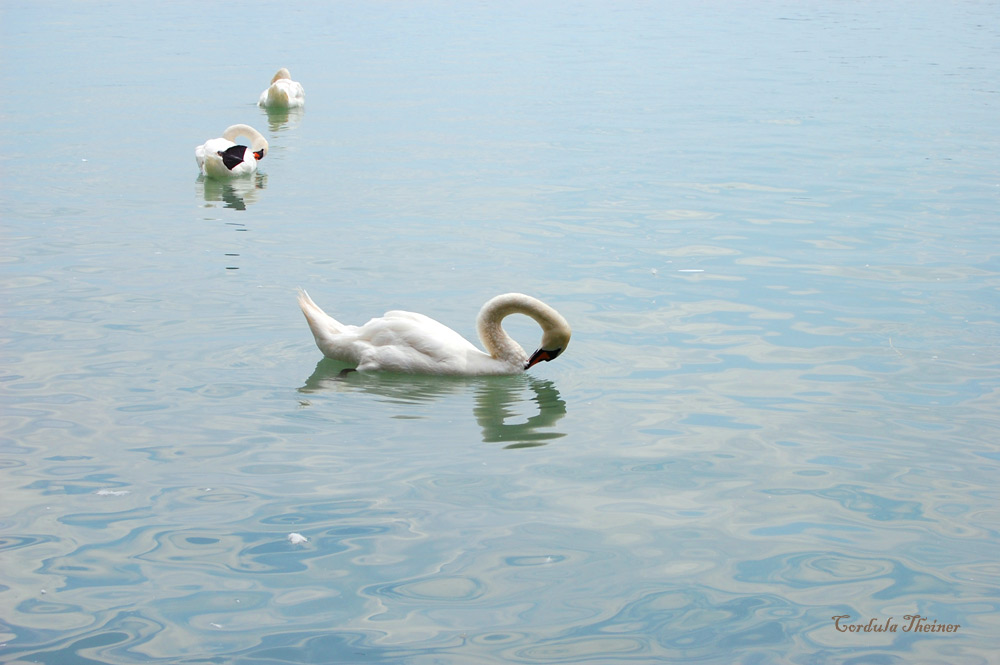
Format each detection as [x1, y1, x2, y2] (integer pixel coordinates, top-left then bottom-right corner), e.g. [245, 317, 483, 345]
[297, 290, 571, 375]
[258, 68, 305, 108]
[195, 124, 268, 178]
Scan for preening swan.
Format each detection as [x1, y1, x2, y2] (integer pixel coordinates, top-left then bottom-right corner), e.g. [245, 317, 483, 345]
[195, 124, 268, 178]
[258, 68, 305, 108]
[297, 291, 571, 375]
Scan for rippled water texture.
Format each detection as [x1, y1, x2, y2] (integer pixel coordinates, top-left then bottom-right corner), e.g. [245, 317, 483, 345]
[2, 1, 998, 663]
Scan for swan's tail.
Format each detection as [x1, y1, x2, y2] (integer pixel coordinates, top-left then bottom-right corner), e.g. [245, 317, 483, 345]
[297, 288, 344, 341]
[266, 86, 289, 106]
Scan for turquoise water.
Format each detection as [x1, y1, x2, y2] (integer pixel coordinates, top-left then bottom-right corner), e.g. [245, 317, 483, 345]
[2, 1, 999, 663]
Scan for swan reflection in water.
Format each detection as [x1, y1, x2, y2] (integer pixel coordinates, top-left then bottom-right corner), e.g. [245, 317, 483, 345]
[197, 172, 267, 211]
[299, 359, 568, 449]
[262, 105, 304, 134]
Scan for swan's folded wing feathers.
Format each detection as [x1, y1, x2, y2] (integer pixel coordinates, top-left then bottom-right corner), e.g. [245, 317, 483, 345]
[201, 137, 234, 154]
[354, 311, 481, 373]
[365, 312, 474, 354]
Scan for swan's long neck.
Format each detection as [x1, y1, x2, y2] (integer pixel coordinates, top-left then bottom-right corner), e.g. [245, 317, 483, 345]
[476, 294, 570, 367]
[222, 124, 268, 155]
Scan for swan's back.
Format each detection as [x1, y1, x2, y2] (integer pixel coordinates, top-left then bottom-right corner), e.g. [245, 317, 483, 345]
[259, 69, 305, 108]
[355, 311, 493, 374]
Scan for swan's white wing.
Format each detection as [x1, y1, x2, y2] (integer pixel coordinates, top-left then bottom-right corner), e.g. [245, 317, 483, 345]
[352, 311, 487, 373]
[196, 137, 232, 171]
[281, 80, 305, 106]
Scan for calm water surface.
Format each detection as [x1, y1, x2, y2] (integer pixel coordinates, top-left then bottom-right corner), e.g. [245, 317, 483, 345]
[2, 2, 999, 663]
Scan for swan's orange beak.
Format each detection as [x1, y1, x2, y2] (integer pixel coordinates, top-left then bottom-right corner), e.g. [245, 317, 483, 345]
[526, 347, 562, 369]
[253, 149, 265, 161]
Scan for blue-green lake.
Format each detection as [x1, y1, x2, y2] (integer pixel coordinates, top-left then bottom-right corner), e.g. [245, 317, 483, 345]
[2, 2, 998, 663]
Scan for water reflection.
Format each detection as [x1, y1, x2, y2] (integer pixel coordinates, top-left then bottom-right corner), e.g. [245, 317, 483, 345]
[299, 360, 567, 448]
[473, 377, 567, 449]
[262, 106, 304, 134]
[197, 172, 268, 210]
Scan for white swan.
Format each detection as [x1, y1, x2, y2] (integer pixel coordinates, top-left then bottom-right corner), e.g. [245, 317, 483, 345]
[195, 124, 268, 179]
[297, 290, 571, 375]
[258, 68, 305, 108]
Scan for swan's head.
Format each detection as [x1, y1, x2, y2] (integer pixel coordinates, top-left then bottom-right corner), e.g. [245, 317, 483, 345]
[271, 68, 292, 83]
[526, 318, 571, 369]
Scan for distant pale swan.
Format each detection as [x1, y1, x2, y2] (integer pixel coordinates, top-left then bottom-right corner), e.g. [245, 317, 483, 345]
[258, 68, 305, 108]
[195, 124, 268, 178]
[297, 291, 571, 375]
